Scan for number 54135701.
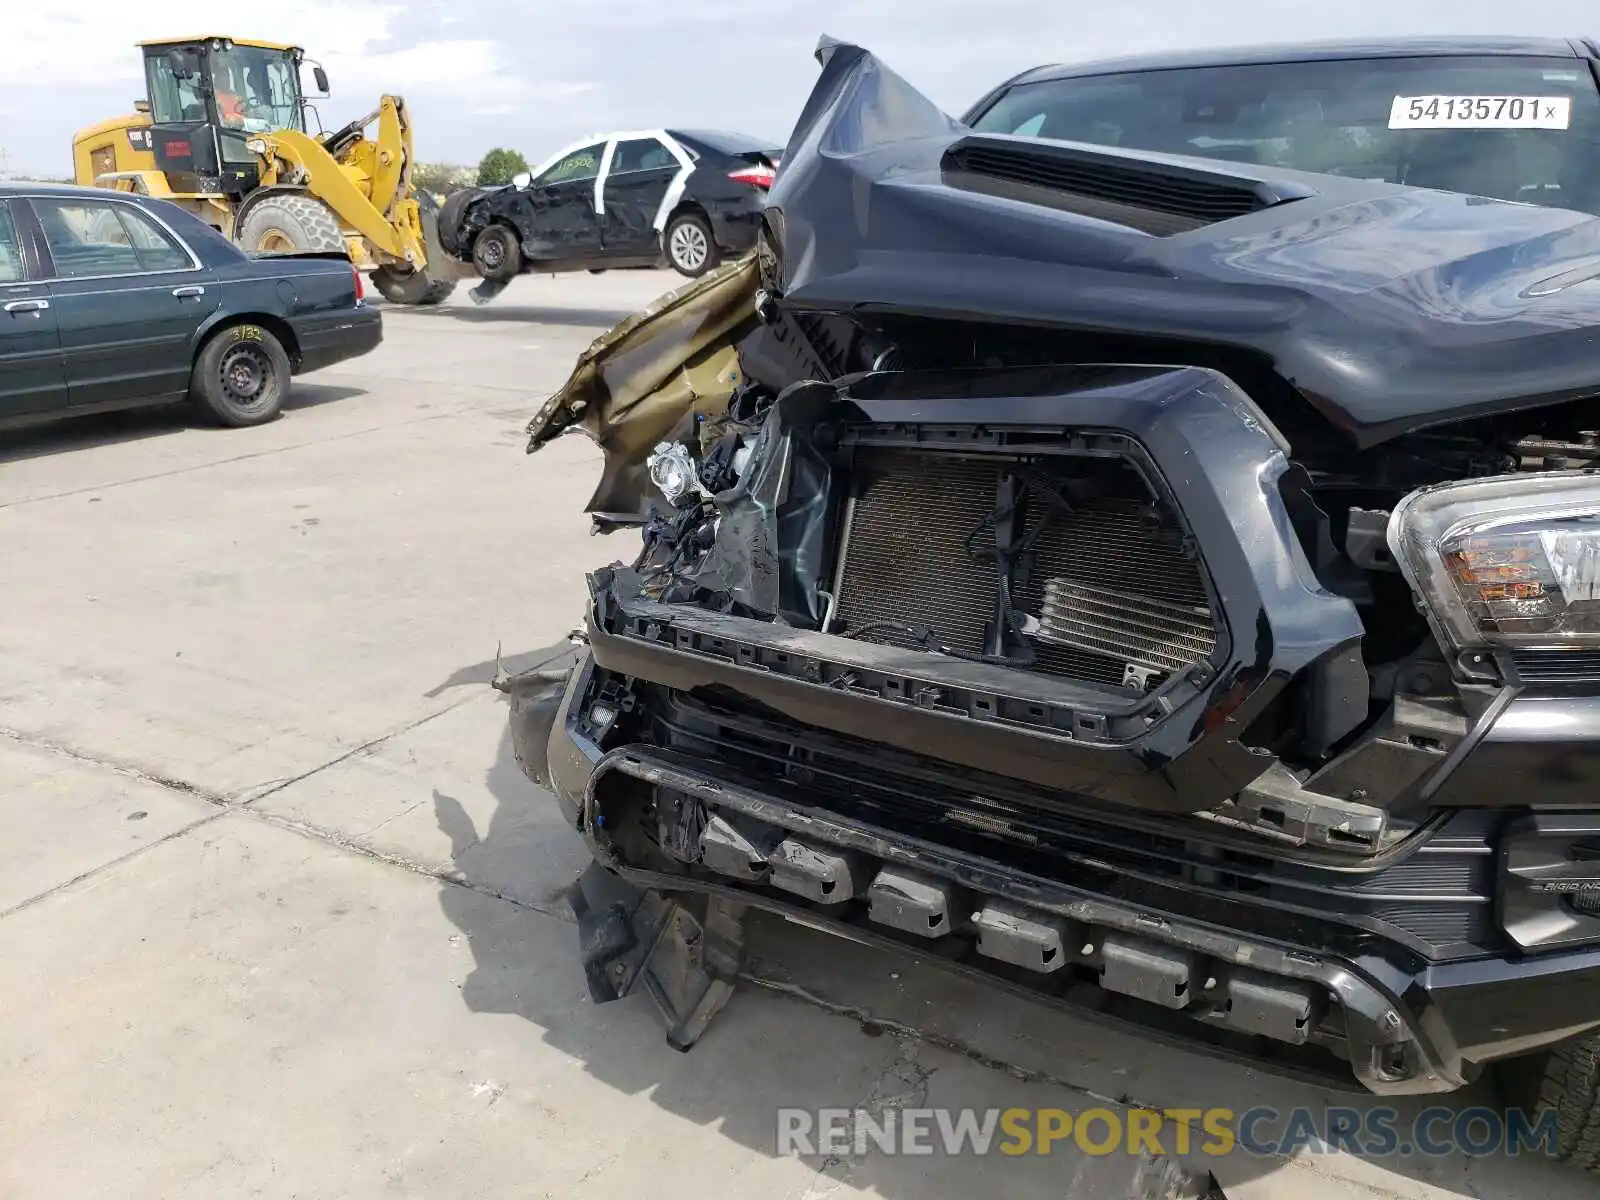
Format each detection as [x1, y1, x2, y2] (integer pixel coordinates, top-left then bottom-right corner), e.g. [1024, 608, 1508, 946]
[1389, 94, 1571, 130]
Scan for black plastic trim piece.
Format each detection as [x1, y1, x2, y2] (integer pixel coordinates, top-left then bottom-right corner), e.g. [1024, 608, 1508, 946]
[1499, 812, 1600, 950]
[1418, 684, 1522, 803]
[1425, 694, 1600, 807]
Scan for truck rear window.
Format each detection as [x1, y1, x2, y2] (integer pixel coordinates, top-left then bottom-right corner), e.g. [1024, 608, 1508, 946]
[970, 55, 1600, 212]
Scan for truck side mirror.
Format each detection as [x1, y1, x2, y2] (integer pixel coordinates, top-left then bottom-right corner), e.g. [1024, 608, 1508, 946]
[313, 66, 329, 94]
[134, 99, 151, 114]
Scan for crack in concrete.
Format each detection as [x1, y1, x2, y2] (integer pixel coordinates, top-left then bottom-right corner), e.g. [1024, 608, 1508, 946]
[0, 812, 225, 920]
[0, 696, 555, 926]
[358, 794, 437, 837]
[0, 725, 228, 805]
[245, 806, 577, 925]
[232, 689, 484, 806]
[0, 751, 575, 929]
[801, 1035, 935, 1196]
[741, 972, 1149, 1109]
[1, 685, 482, 813]
[1233, 1155, 1421, 1200]
[760, 978, 1244, 1200]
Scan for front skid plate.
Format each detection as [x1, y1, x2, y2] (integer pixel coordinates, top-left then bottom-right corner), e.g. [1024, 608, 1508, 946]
[567, 862, 747, 1051]
[575, 745, 1465, 1096]
[577, 855, 1381, 1097]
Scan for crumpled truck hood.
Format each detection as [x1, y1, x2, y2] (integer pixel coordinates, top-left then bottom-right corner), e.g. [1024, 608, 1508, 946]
[530, 37, 1600, 503]
[771, 40, 1600, 446]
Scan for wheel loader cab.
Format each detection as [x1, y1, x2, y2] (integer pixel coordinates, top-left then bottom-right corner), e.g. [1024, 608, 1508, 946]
[71, 34, 457, 306]
[140, 38, 306, 197]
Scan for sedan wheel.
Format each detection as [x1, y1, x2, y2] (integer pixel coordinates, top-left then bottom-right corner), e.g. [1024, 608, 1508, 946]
[189, 323, 292, 428]
[472, 225, 523, 282]
[219, 342, 273, 408]
[665, 213, 719, 277]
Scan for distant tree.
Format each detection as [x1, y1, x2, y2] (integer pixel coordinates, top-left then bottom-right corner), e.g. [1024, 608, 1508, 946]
[476, 147, 530, 187]
[412, 162, 477, 195]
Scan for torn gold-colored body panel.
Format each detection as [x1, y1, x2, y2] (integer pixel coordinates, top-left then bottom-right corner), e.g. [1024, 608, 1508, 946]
[527, 255, 759, 513]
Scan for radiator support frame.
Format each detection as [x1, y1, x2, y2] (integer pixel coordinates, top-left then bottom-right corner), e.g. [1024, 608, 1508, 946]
[586, 363, 1368, 815]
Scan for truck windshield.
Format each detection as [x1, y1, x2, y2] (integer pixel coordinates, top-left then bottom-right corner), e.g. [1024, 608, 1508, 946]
[970, 55, 1600, 213]
[210, 46, 303, 134]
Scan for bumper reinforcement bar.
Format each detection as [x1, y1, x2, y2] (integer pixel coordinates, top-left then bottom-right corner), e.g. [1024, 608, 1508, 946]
[577, 743, 1465, 1095]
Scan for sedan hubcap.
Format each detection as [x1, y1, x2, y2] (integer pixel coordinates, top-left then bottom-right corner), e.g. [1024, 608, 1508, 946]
[671, 224, 707, 270]
[219, 344, 271, 406]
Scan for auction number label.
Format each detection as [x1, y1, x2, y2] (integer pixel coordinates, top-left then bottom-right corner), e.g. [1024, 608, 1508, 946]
[1389, 95, 1572, 129]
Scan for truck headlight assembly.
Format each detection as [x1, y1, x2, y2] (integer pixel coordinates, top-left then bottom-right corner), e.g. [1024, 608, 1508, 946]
[646, 441, 701, 507]
[1388, 472, 1600, 652]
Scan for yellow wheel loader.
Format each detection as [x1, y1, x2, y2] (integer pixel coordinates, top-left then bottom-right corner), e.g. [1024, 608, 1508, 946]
[71, 35, 467, 304]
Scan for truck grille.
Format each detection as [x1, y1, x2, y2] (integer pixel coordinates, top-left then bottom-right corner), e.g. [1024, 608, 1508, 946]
[834, 447, 1217, 690]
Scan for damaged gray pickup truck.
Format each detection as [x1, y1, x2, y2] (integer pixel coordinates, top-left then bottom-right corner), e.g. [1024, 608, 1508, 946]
[506, 37, 1600, 1165]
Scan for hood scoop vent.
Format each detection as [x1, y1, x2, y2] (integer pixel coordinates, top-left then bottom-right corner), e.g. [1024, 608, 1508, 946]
[941, 135, 1310, 236]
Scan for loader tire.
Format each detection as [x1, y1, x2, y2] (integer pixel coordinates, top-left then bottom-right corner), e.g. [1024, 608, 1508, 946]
[237, 194, 345, 255]
[370, 266, 456, 306]
[1501, 1032, 1600, 1172]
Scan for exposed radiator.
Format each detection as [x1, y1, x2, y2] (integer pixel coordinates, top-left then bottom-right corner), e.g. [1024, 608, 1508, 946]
[834, 447, 1217, 690]
[833, 452, 999, 656]
[1037, 580, 1216, 689]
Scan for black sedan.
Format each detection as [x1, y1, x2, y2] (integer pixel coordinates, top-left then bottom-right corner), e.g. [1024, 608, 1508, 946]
[0, 184, 381, 433]
[438, 128, 781, 295]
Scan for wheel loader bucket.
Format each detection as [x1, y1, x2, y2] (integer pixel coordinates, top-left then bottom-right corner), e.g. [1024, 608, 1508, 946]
[368, 191, 472, 304]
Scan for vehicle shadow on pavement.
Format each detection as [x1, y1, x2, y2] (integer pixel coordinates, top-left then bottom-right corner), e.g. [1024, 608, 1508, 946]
[0, 383, 366, 464]
[426, 659, 1593, 1200]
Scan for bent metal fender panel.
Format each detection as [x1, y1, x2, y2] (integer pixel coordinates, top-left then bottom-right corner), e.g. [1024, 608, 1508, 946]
[525, 255, 760, 514]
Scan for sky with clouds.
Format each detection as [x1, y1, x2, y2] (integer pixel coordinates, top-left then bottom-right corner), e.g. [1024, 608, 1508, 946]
[5, 1, 1600, 175]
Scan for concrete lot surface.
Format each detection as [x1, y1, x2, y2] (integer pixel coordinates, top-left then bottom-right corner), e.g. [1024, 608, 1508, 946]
[0, 270, 1586, 1199]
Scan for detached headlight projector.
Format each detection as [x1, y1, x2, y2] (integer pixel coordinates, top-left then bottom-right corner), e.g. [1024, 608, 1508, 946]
[1389, 471, 1600, 664]
[647, 442, 702, 508]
